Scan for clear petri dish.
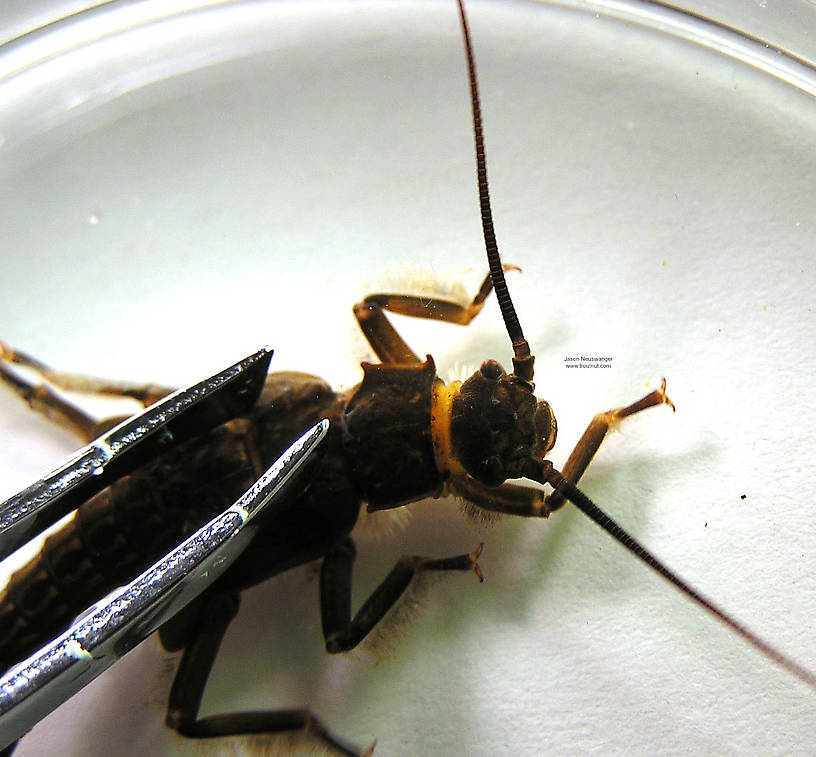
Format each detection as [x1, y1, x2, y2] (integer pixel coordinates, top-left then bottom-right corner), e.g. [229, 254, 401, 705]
[1, 1, 814, 755]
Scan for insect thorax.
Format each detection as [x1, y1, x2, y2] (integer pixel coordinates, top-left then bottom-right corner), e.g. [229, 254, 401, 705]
[343, 357, 444, 511]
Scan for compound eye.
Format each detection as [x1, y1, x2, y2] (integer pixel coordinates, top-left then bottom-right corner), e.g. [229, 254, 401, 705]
[533, 399, 558, 457]
[479, 359, 505, 381]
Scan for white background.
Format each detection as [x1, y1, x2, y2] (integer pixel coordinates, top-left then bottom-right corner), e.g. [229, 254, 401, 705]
[1, 1, 815, 754]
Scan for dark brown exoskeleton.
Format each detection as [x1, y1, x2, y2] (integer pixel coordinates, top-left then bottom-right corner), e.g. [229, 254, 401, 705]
[0, 2, 814, 755]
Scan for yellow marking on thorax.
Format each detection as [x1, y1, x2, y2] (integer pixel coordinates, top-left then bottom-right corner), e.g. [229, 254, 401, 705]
[431, 379, 465, 476]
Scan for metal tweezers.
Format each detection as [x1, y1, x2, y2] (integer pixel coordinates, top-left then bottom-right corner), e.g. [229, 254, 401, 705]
[0, 347, 328, 749]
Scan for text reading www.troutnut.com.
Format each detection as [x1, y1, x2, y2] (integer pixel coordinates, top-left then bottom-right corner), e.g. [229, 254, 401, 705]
[563, 356, 614, 369]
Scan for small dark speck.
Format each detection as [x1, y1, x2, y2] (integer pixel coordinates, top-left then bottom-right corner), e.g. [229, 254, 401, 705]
[704, 522, 708, 528]
[740, 494, 747, 500]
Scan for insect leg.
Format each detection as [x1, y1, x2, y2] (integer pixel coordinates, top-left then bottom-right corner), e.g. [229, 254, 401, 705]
[449, 476, 550, 517]
[320, 537, 483, 653]
[0, 342, 176, 441]
[0, 354, 103, 443]
[0, 342, 175, 406]
[353, 267, 517, 364]
[545, 379, 675, 511]
[162, 592, 369, 756]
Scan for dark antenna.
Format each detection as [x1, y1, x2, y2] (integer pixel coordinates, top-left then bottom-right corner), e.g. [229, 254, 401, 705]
[518, 457, 816, 690]
[456, 0, 534, 382]
[456, 0, 816, 694]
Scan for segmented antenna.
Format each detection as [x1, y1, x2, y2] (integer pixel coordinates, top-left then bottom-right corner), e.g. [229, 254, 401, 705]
[456, 0, 534, 382]
[520, 457, 816, 691]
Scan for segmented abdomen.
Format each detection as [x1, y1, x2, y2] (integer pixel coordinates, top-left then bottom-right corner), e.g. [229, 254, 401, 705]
[0, 421, 258, 672]
[0, 370, 346, 673]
